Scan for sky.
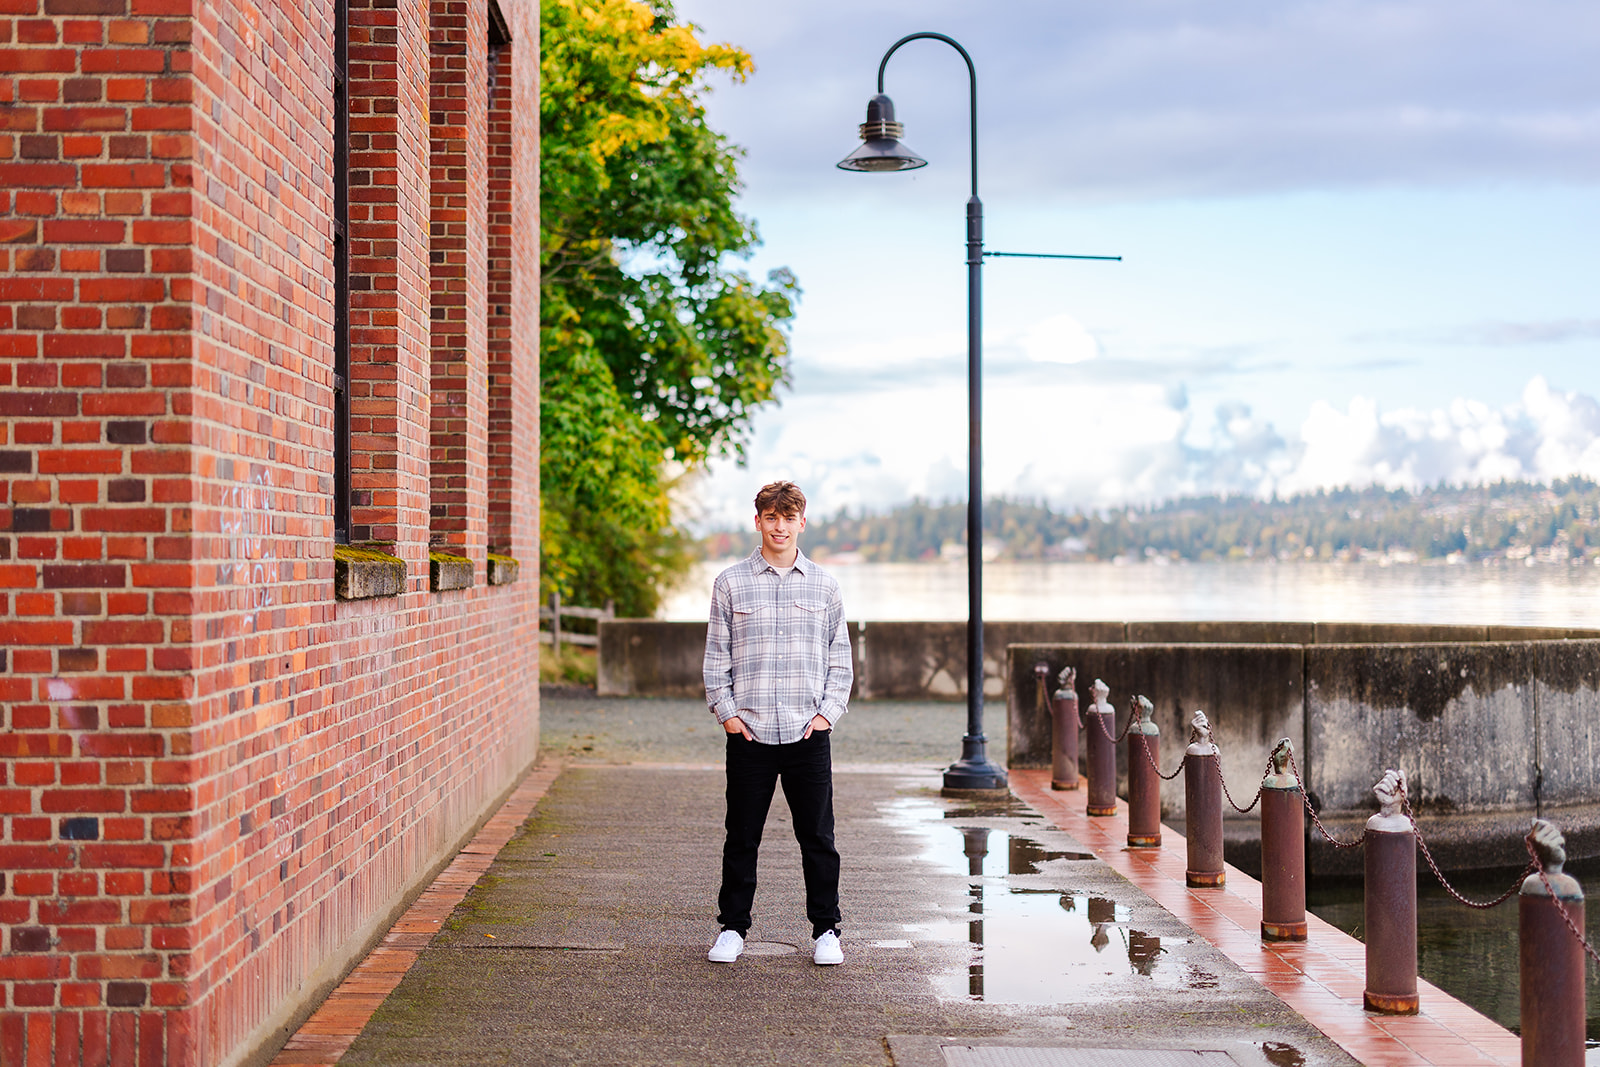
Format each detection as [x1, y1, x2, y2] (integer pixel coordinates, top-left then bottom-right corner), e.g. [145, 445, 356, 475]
[663, 0, 1600, 530]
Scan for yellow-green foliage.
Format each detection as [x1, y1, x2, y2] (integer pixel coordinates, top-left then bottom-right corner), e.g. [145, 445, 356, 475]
[540, 0, 795, 617]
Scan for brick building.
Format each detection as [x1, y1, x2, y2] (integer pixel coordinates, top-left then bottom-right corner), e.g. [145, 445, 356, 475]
[1, 0, 541, 1061]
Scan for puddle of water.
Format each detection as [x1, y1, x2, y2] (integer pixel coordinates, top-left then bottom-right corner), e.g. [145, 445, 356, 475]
[1009, 836, 1097, 871]
[883, 797, 1214, 1003]
[942, 795, 1036, 819]
[882, 798, 1095, 876]
[920, 888, 1201, 1002]
[1258, 1042, 1307, 1067]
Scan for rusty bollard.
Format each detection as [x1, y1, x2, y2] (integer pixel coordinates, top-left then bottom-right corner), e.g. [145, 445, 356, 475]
[1183, 710, 1224, 887]
[1520, 818, 1586, 1066]
[1259, 738, 1307, 941]
[1085, 678, 1118, 816]
[1364, 769, 1418, 1015]
[1126, 696, 1161, 848]
[1050, 666, 1080, 791]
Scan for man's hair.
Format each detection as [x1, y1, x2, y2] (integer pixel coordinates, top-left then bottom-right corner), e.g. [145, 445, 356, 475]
[754, 481, 806, 518]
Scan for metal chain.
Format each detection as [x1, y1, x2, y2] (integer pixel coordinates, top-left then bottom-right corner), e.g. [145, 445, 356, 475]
[1526, 830, 1600, 970]
[1089, 704, 1137, 745]
[1399, 794, 1529, 909]
[1213, 750, 1268, 814]
[1131, 730, 1188, 781]
[1284, 748, 1365, 849]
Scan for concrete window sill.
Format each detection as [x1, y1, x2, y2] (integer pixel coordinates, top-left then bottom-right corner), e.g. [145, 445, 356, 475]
[430, 551, 473, 592]
[335, 544, 405, 600]
[487, 553, 519, 586]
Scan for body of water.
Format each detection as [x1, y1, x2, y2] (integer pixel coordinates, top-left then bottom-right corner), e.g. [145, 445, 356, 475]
[1310, 871, 1600, 1053]
[662, 558, 1600, 626]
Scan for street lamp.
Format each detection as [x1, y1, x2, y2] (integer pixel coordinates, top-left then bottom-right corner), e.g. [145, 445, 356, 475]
[839, 32, 1005, 792]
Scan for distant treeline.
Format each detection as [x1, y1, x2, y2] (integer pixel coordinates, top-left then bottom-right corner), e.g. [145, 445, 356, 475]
[700, 479, 1600, 564]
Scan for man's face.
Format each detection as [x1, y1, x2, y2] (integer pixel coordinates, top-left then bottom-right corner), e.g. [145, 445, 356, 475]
[755, 507, 805, 559]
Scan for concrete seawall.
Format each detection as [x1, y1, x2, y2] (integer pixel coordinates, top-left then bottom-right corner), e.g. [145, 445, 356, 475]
[599, 617, 1600, 700]
[1006, 635, 1600, 875]
[598, 617, 1600, 873]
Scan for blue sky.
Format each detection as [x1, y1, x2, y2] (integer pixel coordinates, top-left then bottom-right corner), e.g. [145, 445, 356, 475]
[666, 0, 1600, 529]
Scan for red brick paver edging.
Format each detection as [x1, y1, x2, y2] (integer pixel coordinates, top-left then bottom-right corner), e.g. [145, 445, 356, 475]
[270, 761, 563, 1067]
[1011, 768, 1523, 1067]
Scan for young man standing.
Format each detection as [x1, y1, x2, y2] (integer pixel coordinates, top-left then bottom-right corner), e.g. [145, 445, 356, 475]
[703, 481, 853, 966]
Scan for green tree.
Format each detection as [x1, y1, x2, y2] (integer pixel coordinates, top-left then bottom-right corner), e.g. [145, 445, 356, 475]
[540, 0, 796, 615]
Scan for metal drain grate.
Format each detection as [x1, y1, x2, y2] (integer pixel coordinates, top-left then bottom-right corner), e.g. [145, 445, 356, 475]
[942, 1049, 1238, 1067]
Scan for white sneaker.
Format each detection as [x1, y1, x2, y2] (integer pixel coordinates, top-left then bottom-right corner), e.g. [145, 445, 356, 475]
[707, 930, 744, 963]
[813, 930, 843, 965]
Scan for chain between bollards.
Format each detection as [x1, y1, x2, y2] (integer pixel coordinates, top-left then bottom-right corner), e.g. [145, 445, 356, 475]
[1089, 701, 1138, 745]
[1399, 792, 1532, 910]
[1131, 725, 1188, 781]
[1285, 747, 1365, 849]
[1214, 753, 1271, 814]
[1054, 677, 1597, 968]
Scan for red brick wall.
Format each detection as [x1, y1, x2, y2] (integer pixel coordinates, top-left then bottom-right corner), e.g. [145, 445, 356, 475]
[0, 0, 541, 1062]
[426, 0, 486, 555]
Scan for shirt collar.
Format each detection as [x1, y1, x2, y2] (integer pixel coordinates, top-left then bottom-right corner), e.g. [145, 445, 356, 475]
[748, 546, 810, 575]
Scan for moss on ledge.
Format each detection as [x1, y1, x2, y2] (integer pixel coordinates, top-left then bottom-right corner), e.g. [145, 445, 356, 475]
[430, 550, 474, 592]
[335, 543, 405, 600]
[487, 553, 520, 586]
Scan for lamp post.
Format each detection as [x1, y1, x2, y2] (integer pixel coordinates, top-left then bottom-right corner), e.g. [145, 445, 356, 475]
[838, 32, 1005, 792]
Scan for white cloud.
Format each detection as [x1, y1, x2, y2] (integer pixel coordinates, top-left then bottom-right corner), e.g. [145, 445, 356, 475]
[692, 376, 1600, 527]
[1271, 378, 1600, 496]
[1020, 315, 1100, 364]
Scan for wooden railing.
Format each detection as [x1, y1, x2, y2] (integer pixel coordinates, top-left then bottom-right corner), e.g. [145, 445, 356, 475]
[538, 593, 614, 652]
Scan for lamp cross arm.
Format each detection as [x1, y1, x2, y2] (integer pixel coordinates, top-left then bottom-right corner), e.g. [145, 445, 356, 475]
[984, 251, 1123, 262]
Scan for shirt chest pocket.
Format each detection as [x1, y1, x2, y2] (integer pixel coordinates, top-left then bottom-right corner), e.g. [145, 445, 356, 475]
[729, 593, 771, 642]
[788, 599, 827, 640]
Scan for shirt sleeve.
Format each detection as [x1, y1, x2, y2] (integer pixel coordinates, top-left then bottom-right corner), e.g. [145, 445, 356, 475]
[703, 575, 738, 722]
[817, 584, 852, 725]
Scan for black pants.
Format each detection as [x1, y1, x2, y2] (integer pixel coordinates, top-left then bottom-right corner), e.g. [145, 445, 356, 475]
[716, 730, 841, 939]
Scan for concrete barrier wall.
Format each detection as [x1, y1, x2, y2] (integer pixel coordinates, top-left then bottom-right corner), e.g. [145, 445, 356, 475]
[1006, 643, 1304, 827]
[1006, 638, 1600, 874]
[599, 618, 1600, 871]
[598, 620, 866, 699]
[598, 618, 1598, 701]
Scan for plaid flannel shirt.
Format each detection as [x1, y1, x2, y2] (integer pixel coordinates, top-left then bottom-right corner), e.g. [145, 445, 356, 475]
[703, 548, 853, 744]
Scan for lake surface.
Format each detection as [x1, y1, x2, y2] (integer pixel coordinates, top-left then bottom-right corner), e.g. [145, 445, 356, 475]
[662, 558, 1600, 626]
[1310, 869, 1600, 1054]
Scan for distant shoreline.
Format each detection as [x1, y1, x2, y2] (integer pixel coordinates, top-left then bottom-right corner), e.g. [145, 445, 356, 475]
[663, 556, 1599, 626]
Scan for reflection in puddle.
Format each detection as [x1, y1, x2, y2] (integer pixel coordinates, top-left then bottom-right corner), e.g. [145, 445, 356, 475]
[1258, 1042, 1307, 1066]
[942, 795, 1034, 819]
[883, 796, 1217, 1003]
[1009, 835, 1095, 871]
[884, 799, 1095, 876]
[908, 887, 1199, 1003]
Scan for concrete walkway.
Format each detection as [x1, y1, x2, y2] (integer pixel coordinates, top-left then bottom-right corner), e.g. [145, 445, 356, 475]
[269, 696, 1517, 1066]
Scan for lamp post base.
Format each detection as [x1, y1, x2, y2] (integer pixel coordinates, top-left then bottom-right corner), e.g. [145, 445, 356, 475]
[942, 741, 1008, 793]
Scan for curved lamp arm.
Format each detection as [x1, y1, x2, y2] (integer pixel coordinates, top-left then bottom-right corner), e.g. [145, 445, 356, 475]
[876, 32, 978, 198]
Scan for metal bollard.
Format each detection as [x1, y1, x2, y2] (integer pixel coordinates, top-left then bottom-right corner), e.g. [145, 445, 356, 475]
[1084, 678, 1118, 816]
[1126, 696, 1161, 848]
[1259, 738, 1306, 941]
[1183, 710, 1224, 887]
[1519, 818, 1586, 1066]
[1363, 769, 1418, 1015]
[1050, 666, 1080, 791]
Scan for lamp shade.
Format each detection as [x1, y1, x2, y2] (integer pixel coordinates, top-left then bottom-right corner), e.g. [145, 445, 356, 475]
[837, 93, 927, 172]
